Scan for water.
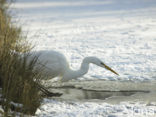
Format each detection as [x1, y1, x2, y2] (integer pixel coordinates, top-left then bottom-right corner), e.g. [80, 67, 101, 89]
[50, 87, 149, 100]
[46, 80, 156, 103]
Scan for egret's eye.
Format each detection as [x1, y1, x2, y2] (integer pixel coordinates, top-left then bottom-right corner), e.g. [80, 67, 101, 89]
[100, 62, 105, 66]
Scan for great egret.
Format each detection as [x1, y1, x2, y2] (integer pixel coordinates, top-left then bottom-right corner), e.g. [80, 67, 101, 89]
[32, 50, 119, 82]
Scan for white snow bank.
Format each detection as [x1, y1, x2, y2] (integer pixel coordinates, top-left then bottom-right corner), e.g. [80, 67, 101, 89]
[36, 99, 156, 117]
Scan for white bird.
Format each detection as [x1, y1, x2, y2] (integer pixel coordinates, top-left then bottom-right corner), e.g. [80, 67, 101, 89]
[31, 50, 119, 82]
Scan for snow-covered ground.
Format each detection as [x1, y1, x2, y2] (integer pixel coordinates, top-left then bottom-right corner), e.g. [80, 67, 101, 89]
[10, 0, 156, 116]
[36, 99, 156, 117]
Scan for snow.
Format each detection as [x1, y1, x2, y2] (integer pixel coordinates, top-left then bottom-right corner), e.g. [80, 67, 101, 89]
[36, 99, 156, 117]
[11, 0, 156, 82]
[10, 0, 156, 116]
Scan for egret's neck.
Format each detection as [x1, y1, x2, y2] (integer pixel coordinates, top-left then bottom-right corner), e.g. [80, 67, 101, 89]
[73, 62, 89, 78]
[62, 60, 89, 81]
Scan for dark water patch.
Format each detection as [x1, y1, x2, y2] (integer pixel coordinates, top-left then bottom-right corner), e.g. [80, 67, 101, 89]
[50, 87, 150, 100]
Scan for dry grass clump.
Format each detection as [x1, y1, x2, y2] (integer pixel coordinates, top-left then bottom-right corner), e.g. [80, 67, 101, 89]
[0, 0, 43, 116]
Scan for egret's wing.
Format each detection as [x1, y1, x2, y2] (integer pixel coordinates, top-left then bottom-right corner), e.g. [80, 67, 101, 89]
[33, 50, 69, 78]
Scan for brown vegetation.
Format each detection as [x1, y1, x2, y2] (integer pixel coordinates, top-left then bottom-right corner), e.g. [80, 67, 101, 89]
[0, 0, 43, 116]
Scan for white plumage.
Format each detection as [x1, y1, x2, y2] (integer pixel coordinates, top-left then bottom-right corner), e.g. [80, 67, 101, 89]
[31, 50, 119, 82]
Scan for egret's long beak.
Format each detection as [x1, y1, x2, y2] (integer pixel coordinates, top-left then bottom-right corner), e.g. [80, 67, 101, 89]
[101, 63, 119, 75]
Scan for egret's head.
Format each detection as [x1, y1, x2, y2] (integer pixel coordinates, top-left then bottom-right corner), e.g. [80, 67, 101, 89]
[88, 57, 119, 75]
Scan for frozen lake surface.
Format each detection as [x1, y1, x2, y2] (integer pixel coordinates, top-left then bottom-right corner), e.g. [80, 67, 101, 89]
[10, 0, 156, 116]
[12, 0, 156, 82]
